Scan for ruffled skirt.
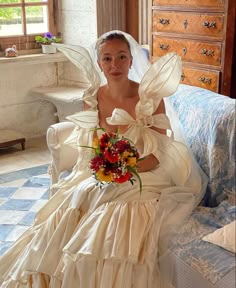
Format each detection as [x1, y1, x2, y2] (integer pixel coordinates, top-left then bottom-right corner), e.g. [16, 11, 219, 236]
[0, 168, 174, 288]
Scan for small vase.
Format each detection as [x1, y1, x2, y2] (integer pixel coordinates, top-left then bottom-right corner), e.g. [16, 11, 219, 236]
[41, 44, 57, 54]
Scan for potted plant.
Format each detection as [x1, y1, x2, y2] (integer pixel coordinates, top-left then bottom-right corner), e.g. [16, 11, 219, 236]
[35, 32, 62, 54]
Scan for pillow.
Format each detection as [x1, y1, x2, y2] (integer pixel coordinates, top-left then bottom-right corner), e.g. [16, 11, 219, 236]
[202, 220, 236, 253]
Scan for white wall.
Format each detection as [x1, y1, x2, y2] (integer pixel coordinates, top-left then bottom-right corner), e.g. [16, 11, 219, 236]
[0, 62, 58, 138]
[0, 0, 97, 139]
[60, 0, 97, 47]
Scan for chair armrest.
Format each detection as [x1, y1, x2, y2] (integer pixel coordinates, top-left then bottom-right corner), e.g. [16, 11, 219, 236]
[46, 122, 78, 196]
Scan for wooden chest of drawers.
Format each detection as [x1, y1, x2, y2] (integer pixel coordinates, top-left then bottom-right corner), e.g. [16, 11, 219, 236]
[151, 0, 235, 96]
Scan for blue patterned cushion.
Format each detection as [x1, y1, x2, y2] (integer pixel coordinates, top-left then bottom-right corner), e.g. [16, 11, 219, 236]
[169, 84, 235, 207]
[170, 201, 236, 285]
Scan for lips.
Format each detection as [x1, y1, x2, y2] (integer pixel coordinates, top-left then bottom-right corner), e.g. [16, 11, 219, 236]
[110, 72, 122, 76]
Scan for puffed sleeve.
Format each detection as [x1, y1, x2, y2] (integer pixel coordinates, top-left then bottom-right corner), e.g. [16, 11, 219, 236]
[52, 43, 100, 109]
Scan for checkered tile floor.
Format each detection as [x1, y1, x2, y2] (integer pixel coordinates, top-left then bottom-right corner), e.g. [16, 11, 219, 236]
[0, 165, 50, 256]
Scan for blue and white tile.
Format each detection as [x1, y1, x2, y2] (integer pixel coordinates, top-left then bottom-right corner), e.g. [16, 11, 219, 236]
[11, 187, 47, 200]
[0, 165, 50, 256]
[5, 225, 29, 242]
[0, 210, 27, 225]
[30, 199, 48, 212]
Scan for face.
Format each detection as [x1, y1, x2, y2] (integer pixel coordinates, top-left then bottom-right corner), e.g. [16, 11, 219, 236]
[97, 39, 132, 81]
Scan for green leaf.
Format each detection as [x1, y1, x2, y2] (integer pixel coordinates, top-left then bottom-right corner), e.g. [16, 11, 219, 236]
[128, 166, 142, 194]
[79, 145, 96, 151]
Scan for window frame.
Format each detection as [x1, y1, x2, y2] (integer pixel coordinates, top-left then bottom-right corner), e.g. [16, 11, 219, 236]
[0, 0, 58, 52]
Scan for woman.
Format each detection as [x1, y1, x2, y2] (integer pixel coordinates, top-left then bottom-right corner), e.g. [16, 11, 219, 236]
[0, 31, 206, 288]
[94, 33, 166, 172]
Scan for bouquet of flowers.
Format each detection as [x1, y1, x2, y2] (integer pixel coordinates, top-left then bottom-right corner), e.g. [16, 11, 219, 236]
[84, 130, 142, 192]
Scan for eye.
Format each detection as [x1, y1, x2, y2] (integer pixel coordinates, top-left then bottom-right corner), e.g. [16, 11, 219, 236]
[102, 56, 111, 62]
[120, 55, 127, 60]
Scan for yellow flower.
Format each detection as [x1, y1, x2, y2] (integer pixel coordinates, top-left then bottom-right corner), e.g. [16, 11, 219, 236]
[121, 151, 136, 167]
[93, 137, 99, 149]
[122, 151, 132, 158]
[96, 168, 113, 182]
[126, 157, 137, 167]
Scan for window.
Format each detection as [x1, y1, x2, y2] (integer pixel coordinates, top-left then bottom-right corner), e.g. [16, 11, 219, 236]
[0, 0, 58, 52]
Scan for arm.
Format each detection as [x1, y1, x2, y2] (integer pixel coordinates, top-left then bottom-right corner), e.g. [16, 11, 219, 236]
[137, 99, 166, 172]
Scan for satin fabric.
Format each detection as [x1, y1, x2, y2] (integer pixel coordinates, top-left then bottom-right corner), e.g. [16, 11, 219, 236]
[0, 43, 206, 288]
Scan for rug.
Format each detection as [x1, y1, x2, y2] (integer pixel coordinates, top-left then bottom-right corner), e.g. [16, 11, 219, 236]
[0, 164, 50, 256]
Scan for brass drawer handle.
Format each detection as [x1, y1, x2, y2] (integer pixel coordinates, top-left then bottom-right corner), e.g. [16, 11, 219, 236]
[199, 77, 212, 84]
[183, 19, 188, 29]
[202, 21, 216, 28]
[159, 44, 169, 50]
[181, 73, 185, 81]
[158, 18, 170, 25]
[201, 49, 215, 56]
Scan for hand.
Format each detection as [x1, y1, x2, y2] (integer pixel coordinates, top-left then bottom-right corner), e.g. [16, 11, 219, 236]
[138, 154, 159, 172]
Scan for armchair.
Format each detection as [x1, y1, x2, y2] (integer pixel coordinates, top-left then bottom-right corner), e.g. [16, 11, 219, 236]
[47, 121, 78, 197]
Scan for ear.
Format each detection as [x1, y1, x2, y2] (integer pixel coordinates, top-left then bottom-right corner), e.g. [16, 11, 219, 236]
[129, 56, 133, 69]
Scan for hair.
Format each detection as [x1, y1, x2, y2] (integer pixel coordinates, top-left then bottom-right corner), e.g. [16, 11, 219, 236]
[95, 32, 131, 58]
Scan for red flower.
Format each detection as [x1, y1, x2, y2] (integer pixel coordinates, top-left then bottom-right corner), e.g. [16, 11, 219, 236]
[114, 139, 130, 153]
[114, 171, 132, 183]
[99, 133, 110, 152]
[100, 133, 110, 143]
[104, 149, 119, 163]
[90, 155, 105, 172]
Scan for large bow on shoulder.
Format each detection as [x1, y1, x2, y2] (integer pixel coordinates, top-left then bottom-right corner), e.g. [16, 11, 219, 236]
[52, 43, 101, 109]
[138, 52, 182, 114]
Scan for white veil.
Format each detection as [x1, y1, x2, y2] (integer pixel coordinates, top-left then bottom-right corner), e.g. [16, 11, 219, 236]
[88, 30, 151, 85]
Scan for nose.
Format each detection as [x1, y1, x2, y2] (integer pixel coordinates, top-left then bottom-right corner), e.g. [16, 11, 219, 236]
[111, 58, 119, 69]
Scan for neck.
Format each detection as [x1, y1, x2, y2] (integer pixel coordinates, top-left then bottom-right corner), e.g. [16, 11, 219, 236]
[106, 79, 132, 101]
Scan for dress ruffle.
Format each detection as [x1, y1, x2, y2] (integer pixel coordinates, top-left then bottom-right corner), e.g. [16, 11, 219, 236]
[1, 196, 160, 288]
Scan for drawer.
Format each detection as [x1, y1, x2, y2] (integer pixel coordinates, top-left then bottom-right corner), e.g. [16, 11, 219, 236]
[153, 11, 224, 38]
[152, 36, 222, 67]
[152, 0, 224, 10]
[181, 66, 220, 92]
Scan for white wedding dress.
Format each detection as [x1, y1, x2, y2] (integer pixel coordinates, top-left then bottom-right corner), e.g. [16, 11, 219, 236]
[0, 32, 207, 288]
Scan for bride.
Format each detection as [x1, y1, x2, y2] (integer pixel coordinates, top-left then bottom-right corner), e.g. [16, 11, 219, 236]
[0, 30, 207, 288]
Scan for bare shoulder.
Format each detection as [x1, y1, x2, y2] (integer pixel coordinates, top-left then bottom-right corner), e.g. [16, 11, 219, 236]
[97, 85, 107, 99]
[130, 80, 139, 91]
